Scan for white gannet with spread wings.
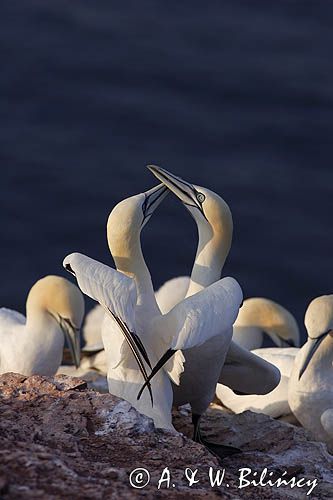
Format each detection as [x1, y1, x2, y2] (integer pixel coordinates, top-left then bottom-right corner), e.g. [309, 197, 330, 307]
[64, 183, 243, 433]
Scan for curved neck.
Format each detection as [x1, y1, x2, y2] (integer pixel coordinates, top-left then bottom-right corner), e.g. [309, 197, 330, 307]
[186, 222, 230, 297]
[25, 301, 56, 332]
[111, 234, 159, 311]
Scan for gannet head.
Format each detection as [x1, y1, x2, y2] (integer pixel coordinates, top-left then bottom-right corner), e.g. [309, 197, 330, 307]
[235, 297, 300, 347]
[107, 183, 169, 260]
[298, 295, 333, 379]
[147, 165, 233, 250]
[26, 276, 84, 368]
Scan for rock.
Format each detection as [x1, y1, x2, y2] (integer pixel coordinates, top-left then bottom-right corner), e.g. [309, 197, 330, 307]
[57, 365, 109, 393]
[0, 373, 332, 499]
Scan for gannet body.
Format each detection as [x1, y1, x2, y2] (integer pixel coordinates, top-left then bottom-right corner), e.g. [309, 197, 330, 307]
[288, 295, 333, 451]
[82, 304, 105, 353]
[149, 165, 280, 451]
[0, 276, 83, 376]
[233, 297, 300, 350]
[216, 347, 298, 417]
[64, 184, 243, 431]
[79, 275, 190, 368]
[155, 276, 190, 314]
[81, 285, 298, 373]
[215, 300, 299, 417]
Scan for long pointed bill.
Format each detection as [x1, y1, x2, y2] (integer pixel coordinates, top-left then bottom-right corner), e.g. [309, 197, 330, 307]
[61, 320, 81, 368]
[147, 165, 206, 218]
[137, 348, 176, 401]
[141, 183, 169, 228]
[107, 308, 154, 407]
[298, 330, 332, 380]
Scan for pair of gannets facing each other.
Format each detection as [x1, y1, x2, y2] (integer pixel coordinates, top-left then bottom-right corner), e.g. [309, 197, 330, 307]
[64, 184, 243, 448]
[0, 276, 83, 376]
[289, 295, 333, 451]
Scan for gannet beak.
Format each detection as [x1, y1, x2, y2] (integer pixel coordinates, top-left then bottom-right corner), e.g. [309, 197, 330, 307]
[141, 183, 169, 228]
[298, 330, 332, 380]
[147, 165, 206, 218]
[60, 318, 81, 368]
[137, 348, 177, 401]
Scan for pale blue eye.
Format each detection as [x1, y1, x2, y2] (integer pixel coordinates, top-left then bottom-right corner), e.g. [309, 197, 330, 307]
[196, 192, 206, 203]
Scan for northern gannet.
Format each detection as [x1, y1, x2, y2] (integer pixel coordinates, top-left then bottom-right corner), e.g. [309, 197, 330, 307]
[0, 276, 83, 375]
[216, 347, 299, 418]
[233, 297, 300, 350]
[148, 165, 280, 451]
[288, 295, 333, 451]
[64, 184, 243, 433]
[215, 301, 299, 417]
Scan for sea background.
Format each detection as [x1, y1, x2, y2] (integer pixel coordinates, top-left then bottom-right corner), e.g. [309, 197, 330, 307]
[1, 1, 332, 342]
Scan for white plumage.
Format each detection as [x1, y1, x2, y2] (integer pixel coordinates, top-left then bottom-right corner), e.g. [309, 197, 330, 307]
[0, 276, 84, 376]
[216, 347, 298, 417]
[148, 165, 280, 452]
[64, 252, 242, 430]
[288, 295, 333, 451]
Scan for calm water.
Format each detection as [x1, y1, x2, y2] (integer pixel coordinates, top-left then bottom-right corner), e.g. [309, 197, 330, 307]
[1, 1, 333, 341]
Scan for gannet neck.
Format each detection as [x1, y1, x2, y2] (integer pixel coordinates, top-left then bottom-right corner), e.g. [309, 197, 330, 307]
[294, 295, 333, 381]
[107, 197, 159, 311]
[112, 241, 156, 306]
[25, 275, 84, 329]
[146, 166, 233, 298]
[187, 226, 230, 297]
[186, 213, 232, 297]
[25, 275, 84, 368]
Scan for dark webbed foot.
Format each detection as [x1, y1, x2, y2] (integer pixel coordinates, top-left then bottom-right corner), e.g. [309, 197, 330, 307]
[192, 413, 241, 460]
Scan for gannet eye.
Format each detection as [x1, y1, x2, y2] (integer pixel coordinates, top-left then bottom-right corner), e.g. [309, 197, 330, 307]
[196, 192, 206, 203]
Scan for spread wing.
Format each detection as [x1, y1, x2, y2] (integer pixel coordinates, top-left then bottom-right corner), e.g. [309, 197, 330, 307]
[63, 253, 154, 404]
[137, 277, 243, 398]
[157, 277, 243, 351]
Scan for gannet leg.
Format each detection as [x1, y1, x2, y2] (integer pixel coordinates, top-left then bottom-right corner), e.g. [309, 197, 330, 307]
[192, 413, 241, 460]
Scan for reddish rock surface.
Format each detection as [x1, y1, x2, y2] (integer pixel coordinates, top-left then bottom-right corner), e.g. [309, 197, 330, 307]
[0, 373, 332, 499]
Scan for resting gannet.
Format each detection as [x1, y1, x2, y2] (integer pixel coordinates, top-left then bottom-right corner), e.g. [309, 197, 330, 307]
[233, 297, 300, 350]
[289, 295, 333, 451]
[216, 347, 299, 418]
[0, 276, 83, 375]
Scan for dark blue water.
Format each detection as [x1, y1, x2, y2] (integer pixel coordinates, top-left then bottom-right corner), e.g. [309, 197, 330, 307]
[1, 1, 332, 341]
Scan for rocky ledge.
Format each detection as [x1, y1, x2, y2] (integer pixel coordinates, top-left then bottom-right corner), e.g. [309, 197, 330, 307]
[0, 373, 332, 499]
